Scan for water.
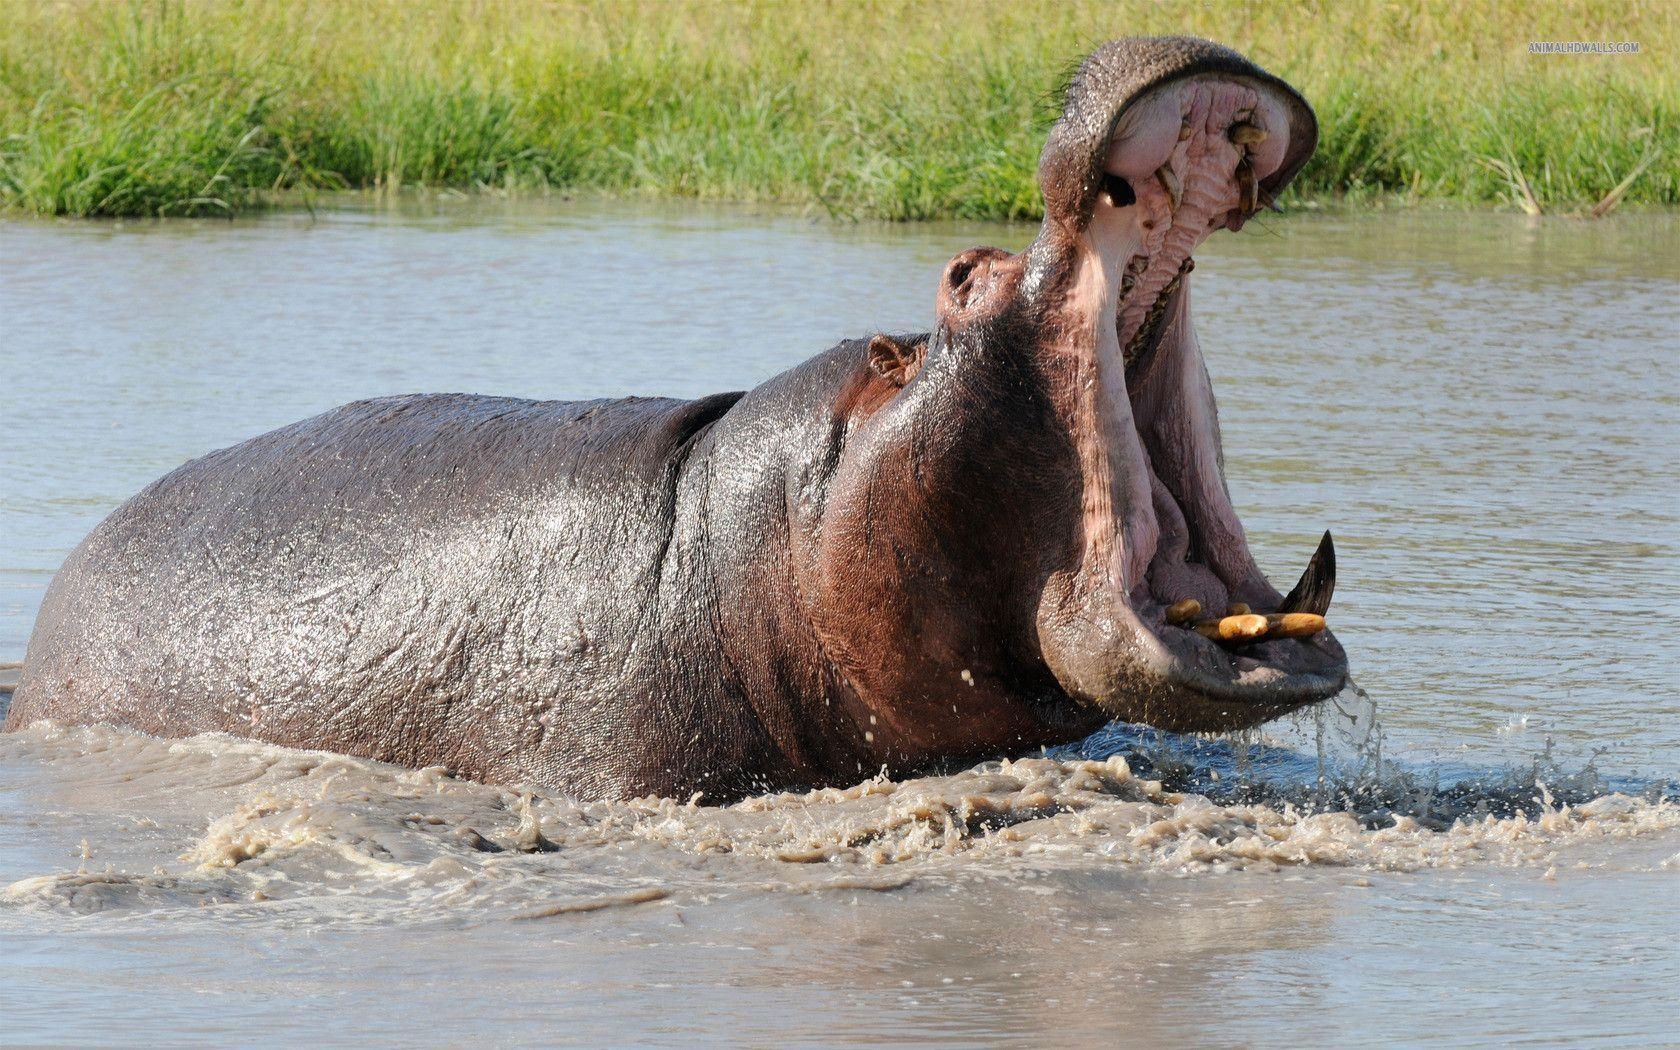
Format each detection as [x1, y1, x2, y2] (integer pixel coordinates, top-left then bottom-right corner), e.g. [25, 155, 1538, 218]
[2, 199, 1677, 1045]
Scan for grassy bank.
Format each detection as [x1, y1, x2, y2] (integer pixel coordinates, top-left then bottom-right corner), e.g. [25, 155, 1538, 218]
[2, 0, 1674, 219]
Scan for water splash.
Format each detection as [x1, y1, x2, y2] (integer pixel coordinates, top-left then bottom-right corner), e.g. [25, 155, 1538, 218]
[1056, 679, 1674, 830]
[2, 702, 1677, 922]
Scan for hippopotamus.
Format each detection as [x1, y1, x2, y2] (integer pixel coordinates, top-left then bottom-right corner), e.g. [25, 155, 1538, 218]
[7, 36, 1348, 802]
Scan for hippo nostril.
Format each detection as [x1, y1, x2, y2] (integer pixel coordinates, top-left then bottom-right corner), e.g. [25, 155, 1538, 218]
[1102, 172, 1136, 207]
[945, 257, 978, 292]
[941, 248, 1013, 310]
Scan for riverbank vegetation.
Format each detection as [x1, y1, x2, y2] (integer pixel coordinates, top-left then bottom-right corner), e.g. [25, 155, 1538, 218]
[2, 0, 1674, 219]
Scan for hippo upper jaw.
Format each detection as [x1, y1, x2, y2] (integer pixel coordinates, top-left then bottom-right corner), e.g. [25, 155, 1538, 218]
[935, 37, 1347, 733]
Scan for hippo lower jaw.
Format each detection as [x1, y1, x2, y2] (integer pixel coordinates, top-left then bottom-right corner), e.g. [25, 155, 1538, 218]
[1020, 48, 1347, 732]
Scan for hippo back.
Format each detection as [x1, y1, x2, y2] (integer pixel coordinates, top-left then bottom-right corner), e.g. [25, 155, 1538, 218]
[6, 391, 762, 798]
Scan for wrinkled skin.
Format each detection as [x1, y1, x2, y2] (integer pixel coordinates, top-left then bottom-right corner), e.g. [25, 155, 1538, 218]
[7, 37, 1348, 802]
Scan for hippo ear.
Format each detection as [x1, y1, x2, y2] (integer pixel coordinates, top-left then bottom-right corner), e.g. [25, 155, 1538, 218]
[867, 335, 924, 387]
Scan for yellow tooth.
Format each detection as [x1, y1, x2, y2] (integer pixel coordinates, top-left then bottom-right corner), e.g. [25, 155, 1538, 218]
[1195, 612, 1327, 646]
[1226, 602, 1251, 617]
[1155, 163, 1182, 210]
[1230, 122, 1267, 147]
[1178, 120, 1193, 142]
[1236, 156, 1258, 216]
[1265, 613, 1328, 639]
[1165, 598, 1202, 626]
[1194, 614, 1269, 643]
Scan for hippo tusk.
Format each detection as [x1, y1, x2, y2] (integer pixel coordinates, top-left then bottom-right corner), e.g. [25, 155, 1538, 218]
[1236, 155, 1259, 216]
[1194, 530, 1338, 647]
[1279, 530, 1336, 617]
[1229, 122, 1267, 147]
[1155, 163, 1183, 210]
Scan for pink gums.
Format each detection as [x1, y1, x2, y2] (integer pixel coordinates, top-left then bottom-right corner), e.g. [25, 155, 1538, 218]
[1115, 79, 1256, 353]
[1104, 77, 1285, 615]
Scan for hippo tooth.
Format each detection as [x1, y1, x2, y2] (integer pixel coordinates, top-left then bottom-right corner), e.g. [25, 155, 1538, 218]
[1193, 612, 1325, 646]
[1126, 254, 1150, 274]
[1155, 163, 1183, 210]
[1230, 122, 1267, 147]
[1279, 530, 1337, 617]
[1194, 614, 1269, 643]
[1165, 598, 1202, 625]
[1226, 602, 1252, 616]
[1236, 156, 1259, 216]
[1178, 120, 1193, 141]
[1264, 613, 1328, 640]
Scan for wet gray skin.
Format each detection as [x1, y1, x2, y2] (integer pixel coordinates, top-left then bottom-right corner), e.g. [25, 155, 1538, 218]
[6, 37, 1347, 801]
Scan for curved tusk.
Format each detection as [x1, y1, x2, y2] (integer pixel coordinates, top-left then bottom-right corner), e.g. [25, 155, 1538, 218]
[1230, 122, 1267, 147]
[1236, 155, 1258, 217]
[1279, 531, 1336, 616]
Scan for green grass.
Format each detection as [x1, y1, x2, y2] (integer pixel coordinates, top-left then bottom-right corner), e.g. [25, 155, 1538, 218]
[2, 0, 1675, 219]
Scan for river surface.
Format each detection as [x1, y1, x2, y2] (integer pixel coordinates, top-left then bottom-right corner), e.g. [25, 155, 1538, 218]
[1, 199, 1677, 1046]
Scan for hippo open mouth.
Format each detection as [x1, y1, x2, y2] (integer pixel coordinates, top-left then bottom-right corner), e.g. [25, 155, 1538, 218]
[936, 38, 1348, 732]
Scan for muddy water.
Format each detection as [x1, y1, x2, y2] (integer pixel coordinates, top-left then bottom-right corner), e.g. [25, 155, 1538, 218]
[2, 201, 1677, 1044]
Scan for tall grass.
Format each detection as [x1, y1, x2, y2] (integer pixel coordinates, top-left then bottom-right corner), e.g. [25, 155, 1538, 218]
[1, 0, 1674, 219]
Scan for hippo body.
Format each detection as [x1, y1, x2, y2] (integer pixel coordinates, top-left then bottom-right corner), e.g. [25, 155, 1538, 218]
[9, 37, 1350, 801]
[9, 341, 1100, 800]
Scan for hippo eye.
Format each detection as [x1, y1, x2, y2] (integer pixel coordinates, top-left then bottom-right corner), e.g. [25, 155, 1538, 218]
[1102, 172, 1136, 207]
